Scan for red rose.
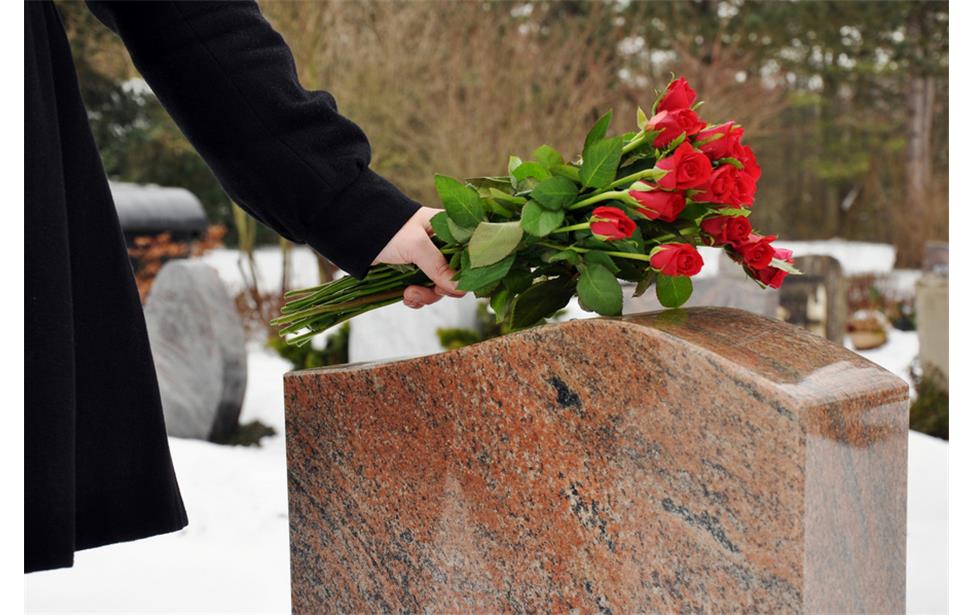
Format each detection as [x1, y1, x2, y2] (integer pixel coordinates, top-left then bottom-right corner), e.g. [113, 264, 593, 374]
[700, 215, 752, 247]
[734, 143, 762, 182]
[755, 248, 794, 288]
[590, 206, 636, 240]
[656, 77, 697, 112]
[628, 189, 686, 222]
[697, 164, 756, 207]
[695, 121, 744, 160]
[737, 233, 777, 270]
[656, 142, 713, 191]
[646, 109, 707, 147]
[650, 243, 704, 277]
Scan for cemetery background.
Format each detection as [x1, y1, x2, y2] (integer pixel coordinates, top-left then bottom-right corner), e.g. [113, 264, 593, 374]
[28, 0, 948, 612]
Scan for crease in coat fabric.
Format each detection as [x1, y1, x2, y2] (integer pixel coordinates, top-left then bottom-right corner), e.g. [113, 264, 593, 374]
[26, 1, 188, 573]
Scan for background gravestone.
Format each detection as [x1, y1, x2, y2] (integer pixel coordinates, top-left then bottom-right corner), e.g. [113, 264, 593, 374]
[779, 254, 847, 344]
[144, 260, 248, 441]
[285, 308, 907, 614]
[917, 242, 948, 382]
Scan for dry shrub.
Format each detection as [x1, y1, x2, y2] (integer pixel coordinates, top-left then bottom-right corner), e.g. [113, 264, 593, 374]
[263, 1, 641, 205]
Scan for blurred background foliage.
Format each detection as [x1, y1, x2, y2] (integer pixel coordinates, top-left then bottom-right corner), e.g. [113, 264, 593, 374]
[58, 0, 947, 267]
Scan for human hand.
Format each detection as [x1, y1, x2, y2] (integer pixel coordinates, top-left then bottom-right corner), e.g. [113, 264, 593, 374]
[372, 206, 466, 308]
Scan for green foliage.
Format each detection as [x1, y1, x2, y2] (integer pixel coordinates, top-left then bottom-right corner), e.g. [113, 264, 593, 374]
[211, 420, 277, 447]
[267, 322, 350, 370]
[531, 176, 579, 211]
[467, 221, 523, 267]
[656, 274, 693, 308]
[577, 263, 623, 316]
[910, 366, 948, 440]
[435, 175, 485, 228]
[520, 201, 565, 237]
[580, 136, 624, 189]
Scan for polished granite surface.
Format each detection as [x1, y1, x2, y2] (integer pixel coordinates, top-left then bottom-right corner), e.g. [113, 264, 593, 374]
[284, 308, 908, 613]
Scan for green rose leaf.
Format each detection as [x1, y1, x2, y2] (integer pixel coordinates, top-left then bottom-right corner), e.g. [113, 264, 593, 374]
[435, 174, 484, 228]
[447, 218, 474, 243]
[520, 201, 565, 237]
[580, 136, 623, 189]
[584, 250, 620, 274]
[633, 267, 657, 297]
[457, 253, 516, 292]
[503, 268, 534, 294]
[577, 263, 623, 316]
[510, 275, 577, 329]
[544, 249, 580, 266]
[656, 274, 693, 308]
[531, 176, 579, 211]
[585, 110, 613, 148]
[490, 288, 512, 323]
[468, 221, 524, 268]
[429, 211, 456, 244]
[512, 161, 551, 182]
[552, 164, 582, 183]
[489, 188, 528, 206]
[508, 155, 523, 175]
[533, 144, 565, 169]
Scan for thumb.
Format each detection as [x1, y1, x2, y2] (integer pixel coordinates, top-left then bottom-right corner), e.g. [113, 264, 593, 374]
[410, 236, 464, 297]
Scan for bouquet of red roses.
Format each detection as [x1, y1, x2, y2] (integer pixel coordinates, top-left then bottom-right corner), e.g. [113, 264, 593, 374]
[274, 77, 798, 345]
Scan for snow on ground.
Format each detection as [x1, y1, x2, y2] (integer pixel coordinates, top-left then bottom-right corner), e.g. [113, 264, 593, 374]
[25, 339, 946, 613]
[847, 329, 921, 398]
[198, 246, 321, 297]
[775, 238, 897, 275]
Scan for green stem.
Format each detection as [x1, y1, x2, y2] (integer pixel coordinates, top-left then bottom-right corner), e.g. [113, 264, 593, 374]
[567, 190, 627, 211]
[537, 241, 654, 262]
[550, 222, 591, 234]
[621, 131, 648, 155]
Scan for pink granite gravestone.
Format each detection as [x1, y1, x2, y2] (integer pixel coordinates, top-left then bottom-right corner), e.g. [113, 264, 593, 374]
[284, 308, 907, 614]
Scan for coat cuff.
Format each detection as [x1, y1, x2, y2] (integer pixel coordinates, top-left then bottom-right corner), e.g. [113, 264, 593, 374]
[303, 168, 421, 279]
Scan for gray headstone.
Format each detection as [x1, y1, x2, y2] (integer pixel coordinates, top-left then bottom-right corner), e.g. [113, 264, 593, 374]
[624, 277, 779, 319]
[779, 255, 846, 344]
[923, 241, 949, 276]
[916, 273, 948, 383]
[144, 260, 248, 441]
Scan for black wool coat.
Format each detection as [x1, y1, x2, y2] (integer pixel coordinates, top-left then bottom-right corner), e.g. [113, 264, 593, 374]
[26, 0, 420, 572]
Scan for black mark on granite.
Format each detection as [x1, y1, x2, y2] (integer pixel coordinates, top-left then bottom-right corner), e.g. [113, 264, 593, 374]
[550, 376, 583, 414]
[662, 497, 740, 554]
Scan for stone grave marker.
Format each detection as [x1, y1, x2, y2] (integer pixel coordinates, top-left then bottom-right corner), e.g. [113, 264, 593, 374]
[284, 308, 907, 614]
[144, 260, 248, 441]
[917, 242, 948, 382]
[779, 254, 847, 344]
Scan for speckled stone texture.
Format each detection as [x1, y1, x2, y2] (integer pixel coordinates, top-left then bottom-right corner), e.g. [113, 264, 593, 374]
[284, 308, 907, 614]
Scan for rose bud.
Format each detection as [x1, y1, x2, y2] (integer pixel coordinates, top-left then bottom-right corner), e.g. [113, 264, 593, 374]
[590, 206, 636, 240]
[737, 233, 778, 270]
[656, 76, 697, 112]
[697, 164, 757, 207]
[752, 247, 794, 288]
[629, 189, 686, 222]
[656, 142, 713, 190]
[734, 143, 762, 182]
[650, 243, 704, 277]
[696, 121, 745, 160]
[700, 215, 752, 247]
[646, 108, 707, 147]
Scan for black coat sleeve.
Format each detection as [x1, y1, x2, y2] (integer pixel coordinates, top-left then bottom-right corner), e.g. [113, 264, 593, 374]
[85, 1, 419, 278]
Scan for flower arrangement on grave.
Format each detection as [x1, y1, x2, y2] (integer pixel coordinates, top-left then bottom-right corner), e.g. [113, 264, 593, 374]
[273, 77, 798, 345]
